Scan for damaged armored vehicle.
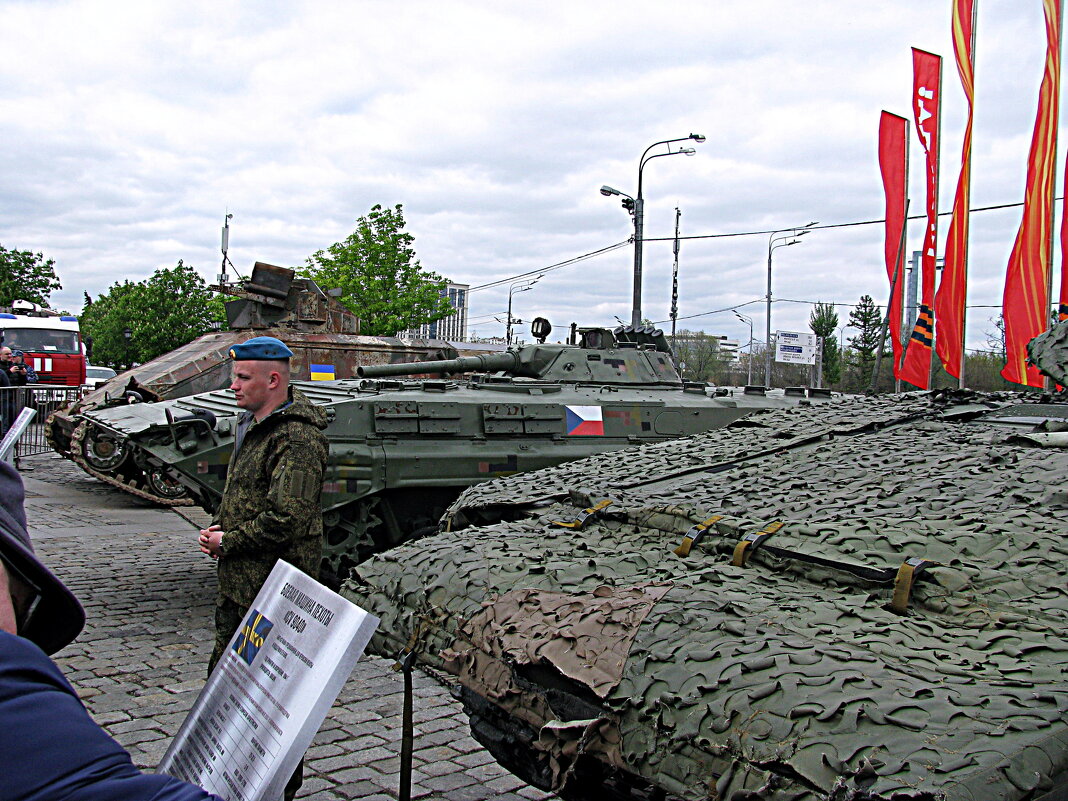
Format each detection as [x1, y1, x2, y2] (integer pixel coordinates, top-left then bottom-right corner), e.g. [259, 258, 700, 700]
[48, 261, 491, 504]
[64, 319, 842, 579]
[342, 377, 1068, 799]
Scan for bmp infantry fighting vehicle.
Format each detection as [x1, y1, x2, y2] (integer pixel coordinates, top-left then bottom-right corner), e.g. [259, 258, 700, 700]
[343, 379, 1068, 799]
[47, 262, 489, 504]
[67, 320, 843, 579]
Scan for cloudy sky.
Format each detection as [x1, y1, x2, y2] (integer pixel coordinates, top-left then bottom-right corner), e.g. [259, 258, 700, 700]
[0, 1, 1060, 351]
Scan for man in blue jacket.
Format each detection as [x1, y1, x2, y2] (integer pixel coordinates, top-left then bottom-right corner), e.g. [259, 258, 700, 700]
[0, 459, 224, 801]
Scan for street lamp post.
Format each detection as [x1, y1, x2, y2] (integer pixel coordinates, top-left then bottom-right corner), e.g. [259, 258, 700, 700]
[122, 327, 133, 371]
[601, 133, 705, 327]
[764, 222, 818, 387]
[733, 310, 754, 385]
[506, 275, 542, 345]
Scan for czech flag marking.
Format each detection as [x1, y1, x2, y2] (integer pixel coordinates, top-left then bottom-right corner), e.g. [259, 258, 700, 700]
[310, 363, 336, 381]
[565, 405, 604, 436]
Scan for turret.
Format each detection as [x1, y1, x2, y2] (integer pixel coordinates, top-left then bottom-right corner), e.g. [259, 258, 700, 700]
[356, 323, 683, 386]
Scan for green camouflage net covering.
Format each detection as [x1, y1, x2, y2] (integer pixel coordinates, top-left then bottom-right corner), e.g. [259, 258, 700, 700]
[342, 391, 1068, 800]
[1029, 317, 1068, 388]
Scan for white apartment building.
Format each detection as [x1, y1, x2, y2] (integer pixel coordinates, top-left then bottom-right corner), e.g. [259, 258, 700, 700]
[398, 282, 469, 341]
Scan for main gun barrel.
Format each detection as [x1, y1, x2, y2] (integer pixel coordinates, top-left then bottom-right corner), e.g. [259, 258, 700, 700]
[357, 351, 521, 379]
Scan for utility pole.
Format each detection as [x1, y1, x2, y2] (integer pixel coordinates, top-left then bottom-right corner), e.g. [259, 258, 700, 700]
[670, 207, 681, 353]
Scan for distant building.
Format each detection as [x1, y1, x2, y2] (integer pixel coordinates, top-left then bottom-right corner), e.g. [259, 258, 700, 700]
[398, 282, 469, 341]
[716, 337, 740, 353]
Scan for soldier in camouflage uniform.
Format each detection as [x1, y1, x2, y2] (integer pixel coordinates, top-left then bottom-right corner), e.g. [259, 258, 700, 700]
[197, 336, 328, 800]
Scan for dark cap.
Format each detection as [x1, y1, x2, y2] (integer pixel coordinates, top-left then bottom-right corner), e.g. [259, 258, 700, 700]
[228, 336, 294, 361]
[0, 461, 85, 654]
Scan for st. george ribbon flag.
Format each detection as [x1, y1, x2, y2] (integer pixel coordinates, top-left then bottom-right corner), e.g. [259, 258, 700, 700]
[899, 48, 942, 389]
[879, 110, 909, 379]
[1002, 0, 1062, 386]
[934, 0, 977, 380]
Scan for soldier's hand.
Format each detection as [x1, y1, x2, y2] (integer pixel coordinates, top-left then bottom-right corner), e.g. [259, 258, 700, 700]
[199, 525, 225, 559]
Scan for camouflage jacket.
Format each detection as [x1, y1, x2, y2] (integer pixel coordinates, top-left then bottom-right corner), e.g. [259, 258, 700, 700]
[215, 387, 329, 607]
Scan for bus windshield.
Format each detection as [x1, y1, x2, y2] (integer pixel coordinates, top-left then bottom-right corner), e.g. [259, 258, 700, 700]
[1, 328, 80, 354]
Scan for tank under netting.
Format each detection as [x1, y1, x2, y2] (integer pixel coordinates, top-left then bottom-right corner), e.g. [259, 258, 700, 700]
[343, 390, 1068, 801]
[1028, 317, 1068, 387]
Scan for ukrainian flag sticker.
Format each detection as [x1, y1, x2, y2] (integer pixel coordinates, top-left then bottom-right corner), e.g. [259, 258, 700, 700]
[310, 363, 336, 381]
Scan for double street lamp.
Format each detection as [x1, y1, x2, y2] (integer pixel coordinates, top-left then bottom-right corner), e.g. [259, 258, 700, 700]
[764, 222, 818, 386]
[733, 310, 754, 385]
[601, 133, 705, 327]
[506, 275, 542, 345]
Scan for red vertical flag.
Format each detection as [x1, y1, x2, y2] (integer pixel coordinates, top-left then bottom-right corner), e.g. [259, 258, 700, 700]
[899, 49, 942, 389]
[935, 0, 976, 380]
[879, 111, 909, 378]
[1002, 0, 1062, 386]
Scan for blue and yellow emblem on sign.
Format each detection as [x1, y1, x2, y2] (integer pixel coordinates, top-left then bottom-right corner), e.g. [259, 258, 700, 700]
[310, 363, 335, 381]
[233, 609, 274, 665]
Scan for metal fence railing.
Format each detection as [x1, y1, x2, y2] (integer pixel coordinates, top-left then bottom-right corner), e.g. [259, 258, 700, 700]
[1, 385, 83, 464]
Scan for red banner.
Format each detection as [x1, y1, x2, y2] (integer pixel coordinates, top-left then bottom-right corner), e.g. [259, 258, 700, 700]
[879, 111, 909, 378]
[935, 0, 976, 379]
[899, 49, 942, 389]
[1002, 0, 1061, 386]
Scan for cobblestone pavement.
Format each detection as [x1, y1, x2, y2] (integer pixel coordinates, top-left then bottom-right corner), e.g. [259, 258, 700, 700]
[18, 453, 556, 801]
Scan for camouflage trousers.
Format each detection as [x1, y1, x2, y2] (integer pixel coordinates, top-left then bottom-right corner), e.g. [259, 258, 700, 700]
[209, 596, 303, 801]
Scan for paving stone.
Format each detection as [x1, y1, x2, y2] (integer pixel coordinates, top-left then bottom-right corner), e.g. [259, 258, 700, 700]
[305, 743, 346, 761]
[295, 775, 338, 796]
[420, 759, 463, 778]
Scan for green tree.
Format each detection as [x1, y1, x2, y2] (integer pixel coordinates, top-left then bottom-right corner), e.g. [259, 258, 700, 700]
[300, 204, 454, 336]
[673, 329, 732, 383]
[81, 261, 226, 368]
[0, 244, 62, 307]
[845, 294, 883, 389]
[808, 301, 840, 385]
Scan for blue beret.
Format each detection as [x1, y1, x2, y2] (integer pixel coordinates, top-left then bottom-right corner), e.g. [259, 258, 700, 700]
[229, 336, 294, 361]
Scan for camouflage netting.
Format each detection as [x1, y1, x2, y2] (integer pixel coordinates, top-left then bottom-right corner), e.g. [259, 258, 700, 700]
[342, 391, 1068, 801]
[1028, 318, 1068, 388]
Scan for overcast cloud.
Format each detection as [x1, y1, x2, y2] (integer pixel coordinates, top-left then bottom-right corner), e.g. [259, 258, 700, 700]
[0, 0, 1058, 350]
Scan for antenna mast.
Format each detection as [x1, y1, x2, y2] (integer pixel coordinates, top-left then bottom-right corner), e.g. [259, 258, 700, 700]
[219, 212, 234, 285]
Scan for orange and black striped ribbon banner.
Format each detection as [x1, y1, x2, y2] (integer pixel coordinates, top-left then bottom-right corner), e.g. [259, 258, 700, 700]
[1003, 0, 1062, 386]
[935, 0, 976, 380]
[879, 111, 909, 379]
[900, 49, 942, 389]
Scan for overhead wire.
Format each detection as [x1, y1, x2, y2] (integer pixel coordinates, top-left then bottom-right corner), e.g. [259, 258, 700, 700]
[466, 239, 631, 292]
[469, 198, 1029, 297]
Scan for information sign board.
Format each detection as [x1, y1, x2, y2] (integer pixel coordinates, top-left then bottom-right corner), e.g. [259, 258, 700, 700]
[158, 560, 379, 801]
[0, 407, 36, 461]
[775, 331, 818, 365]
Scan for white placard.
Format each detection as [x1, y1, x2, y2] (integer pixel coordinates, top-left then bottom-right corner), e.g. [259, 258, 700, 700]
[775, 331, 817, 365]
[158, 561, 379, 801]
[0, 407, 36, 461]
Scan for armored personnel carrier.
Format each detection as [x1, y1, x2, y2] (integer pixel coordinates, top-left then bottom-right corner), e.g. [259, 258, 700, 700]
[342, 383, 1068, 800]
[69, 320, 843, 579]
[47, 262, 487, 503]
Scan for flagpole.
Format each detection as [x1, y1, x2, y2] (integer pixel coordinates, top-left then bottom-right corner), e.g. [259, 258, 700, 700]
[896, 119, 912, 389]
[958, 0, 978, 389]
[1046, 0, 1065, 393]
[874, 198, 912, 394]
[927, 57, 944, 390]
[897, 121, 910, 394]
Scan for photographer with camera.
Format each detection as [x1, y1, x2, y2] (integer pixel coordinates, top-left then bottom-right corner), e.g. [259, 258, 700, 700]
[8, 350, 37, 386]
